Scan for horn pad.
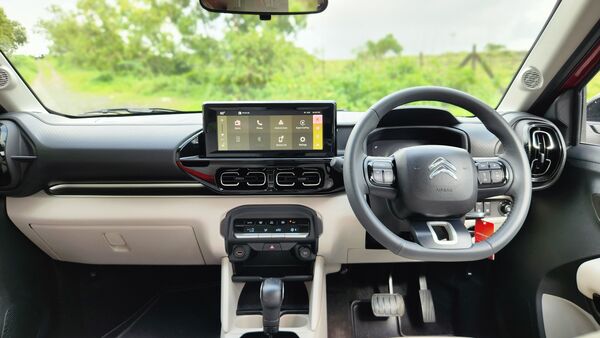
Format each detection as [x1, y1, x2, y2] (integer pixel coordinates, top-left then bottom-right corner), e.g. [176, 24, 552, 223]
[393, 145, 477, 218]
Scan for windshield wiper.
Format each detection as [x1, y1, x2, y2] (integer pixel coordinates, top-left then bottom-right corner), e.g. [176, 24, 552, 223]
[81, 107, 187, 116]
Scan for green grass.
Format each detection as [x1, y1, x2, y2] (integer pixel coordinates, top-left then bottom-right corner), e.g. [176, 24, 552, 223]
[587, 72, 600, 102]
[10, 55, 39, 81]
[13, 52, 529, 116]
[51, 60, 202, 110]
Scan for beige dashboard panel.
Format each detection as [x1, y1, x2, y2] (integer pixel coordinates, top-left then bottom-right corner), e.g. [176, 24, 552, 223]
[7, 192, 508, 265]
[8, 192, 417, 265]
[30, 224, 204, 265]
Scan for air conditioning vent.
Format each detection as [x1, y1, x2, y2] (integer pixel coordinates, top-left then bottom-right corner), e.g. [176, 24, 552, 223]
[216, 168, 324, 191]
[245, 171, 267, 187]
[276, 169, 323, 189]
[299, 171, 322, 187]
[220, 170, 242, 187]
[525, 123, 564, 187]
[218, 169, 267, 190]
[275, 171, 296, 187]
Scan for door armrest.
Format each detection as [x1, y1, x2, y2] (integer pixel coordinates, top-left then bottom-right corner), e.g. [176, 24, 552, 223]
[577, 258, 600, 299]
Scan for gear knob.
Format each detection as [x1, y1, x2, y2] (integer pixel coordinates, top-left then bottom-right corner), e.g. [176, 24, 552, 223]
[260, 278, 284, 334]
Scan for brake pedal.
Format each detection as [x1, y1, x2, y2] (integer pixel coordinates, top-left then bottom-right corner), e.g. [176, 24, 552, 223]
[418, 275, 436, 323]
[371, 274, 405, 317]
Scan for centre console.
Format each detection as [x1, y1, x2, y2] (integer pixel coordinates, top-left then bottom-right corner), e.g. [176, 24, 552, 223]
[221, 205, 321, 282]
[176, 101, 342, 195]
[219, 205, 328, 338]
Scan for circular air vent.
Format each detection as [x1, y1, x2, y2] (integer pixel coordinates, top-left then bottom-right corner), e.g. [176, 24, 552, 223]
[0, 68, 10, 90]
[521, 67, 543, 90]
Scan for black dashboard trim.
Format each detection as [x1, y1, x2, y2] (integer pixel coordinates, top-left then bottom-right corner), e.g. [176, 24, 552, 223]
[0, 108, 561, 197]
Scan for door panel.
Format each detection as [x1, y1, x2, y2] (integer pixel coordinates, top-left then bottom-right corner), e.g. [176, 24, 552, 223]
[493, 144, 600, 337]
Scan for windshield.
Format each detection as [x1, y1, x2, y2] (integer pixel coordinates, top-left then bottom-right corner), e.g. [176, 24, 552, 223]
[2, 0, 556, 116]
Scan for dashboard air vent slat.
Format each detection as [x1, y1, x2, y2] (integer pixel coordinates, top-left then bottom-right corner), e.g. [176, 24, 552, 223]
[216, 168, 323, 191]
[220, 171, 242, 187]
[523, 122, 565, 189]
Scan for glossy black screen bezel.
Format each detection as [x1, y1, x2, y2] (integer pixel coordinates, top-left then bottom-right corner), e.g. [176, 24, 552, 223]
[203, 101, 336, 158]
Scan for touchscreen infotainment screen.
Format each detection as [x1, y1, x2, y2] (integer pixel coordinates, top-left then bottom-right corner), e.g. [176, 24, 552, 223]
[216, 111, 323, 151]
[203, 102, 336, 157]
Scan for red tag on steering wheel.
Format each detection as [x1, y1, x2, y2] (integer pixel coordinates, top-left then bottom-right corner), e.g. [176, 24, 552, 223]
[475, 218, 495, 260]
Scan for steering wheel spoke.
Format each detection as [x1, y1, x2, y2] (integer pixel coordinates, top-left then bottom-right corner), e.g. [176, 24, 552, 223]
[409, 218, 473, 250]
[473, 156, 513, 199]
[363, 156, 398, 199]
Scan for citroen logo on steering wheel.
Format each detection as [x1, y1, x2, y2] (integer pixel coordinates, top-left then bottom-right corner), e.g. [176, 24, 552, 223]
[428, 157, 458, 180]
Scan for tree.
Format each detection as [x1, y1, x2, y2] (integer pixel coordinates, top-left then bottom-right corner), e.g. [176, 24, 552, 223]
[357, 34, 402, 59]
[0, 7, 27, 55]
[38, 0, 307, 76]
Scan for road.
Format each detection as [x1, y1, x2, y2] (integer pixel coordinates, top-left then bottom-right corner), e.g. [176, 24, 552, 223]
[31, 61, 115, 115]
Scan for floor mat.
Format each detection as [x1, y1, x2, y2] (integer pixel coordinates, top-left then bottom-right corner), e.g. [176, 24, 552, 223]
[104, 286, 220, 338]
[51, 264, 221, 338]
[351, 300, 401, 338]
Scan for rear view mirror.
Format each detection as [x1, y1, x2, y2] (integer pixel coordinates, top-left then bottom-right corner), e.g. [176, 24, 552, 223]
[199, 0, 327, 17]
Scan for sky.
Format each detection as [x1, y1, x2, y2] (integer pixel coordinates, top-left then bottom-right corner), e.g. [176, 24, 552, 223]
[2, 0, 557, 59]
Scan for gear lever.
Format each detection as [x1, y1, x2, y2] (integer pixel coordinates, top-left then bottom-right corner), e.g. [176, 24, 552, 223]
[260, 278, 284, 335]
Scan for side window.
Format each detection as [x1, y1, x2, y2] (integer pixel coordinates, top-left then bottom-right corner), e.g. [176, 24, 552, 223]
[584, 71, 600, 144]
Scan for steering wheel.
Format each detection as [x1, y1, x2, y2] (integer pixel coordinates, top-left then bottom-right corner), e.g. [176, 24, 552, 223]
[343, 86, 532, 261]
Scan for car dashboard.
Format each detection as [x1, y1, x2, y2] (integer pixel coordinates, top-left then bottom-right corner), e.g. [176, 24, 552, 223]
[0, 104, 567, 268]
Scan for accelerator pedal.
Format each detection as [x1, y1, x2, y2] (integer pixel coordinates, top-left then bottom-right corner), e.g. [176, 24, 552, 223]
[418, 275, 436, 323]
[371, 274, 405, 317]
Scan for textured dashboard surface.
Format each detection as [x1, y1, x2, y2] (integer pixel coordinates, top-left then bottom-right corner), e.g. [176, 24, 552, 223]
[0, 108, 504, 196]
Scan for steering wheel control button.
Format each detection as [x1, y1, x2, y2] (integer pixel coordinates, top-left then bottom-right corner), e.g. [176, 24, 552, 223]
[488, 162, 502, 170]
[369, 160, 395, 185]
[476, 162, 490, 170]
[383, 169, 394, 183]
[477, 170, 491, 184]
[491, 169, 505, 184]
[476, 161, 507, 186]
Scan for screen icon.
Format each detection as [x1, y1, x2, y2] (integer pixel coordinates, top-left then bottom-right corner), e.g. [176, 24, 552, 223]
[278, 135, 285, 143]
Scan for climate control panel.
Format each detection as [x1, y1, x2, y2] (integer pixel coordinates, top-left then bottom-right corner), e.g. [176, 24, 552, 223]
[221, 205, 321, 282]
[233, 218, 311, 239]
